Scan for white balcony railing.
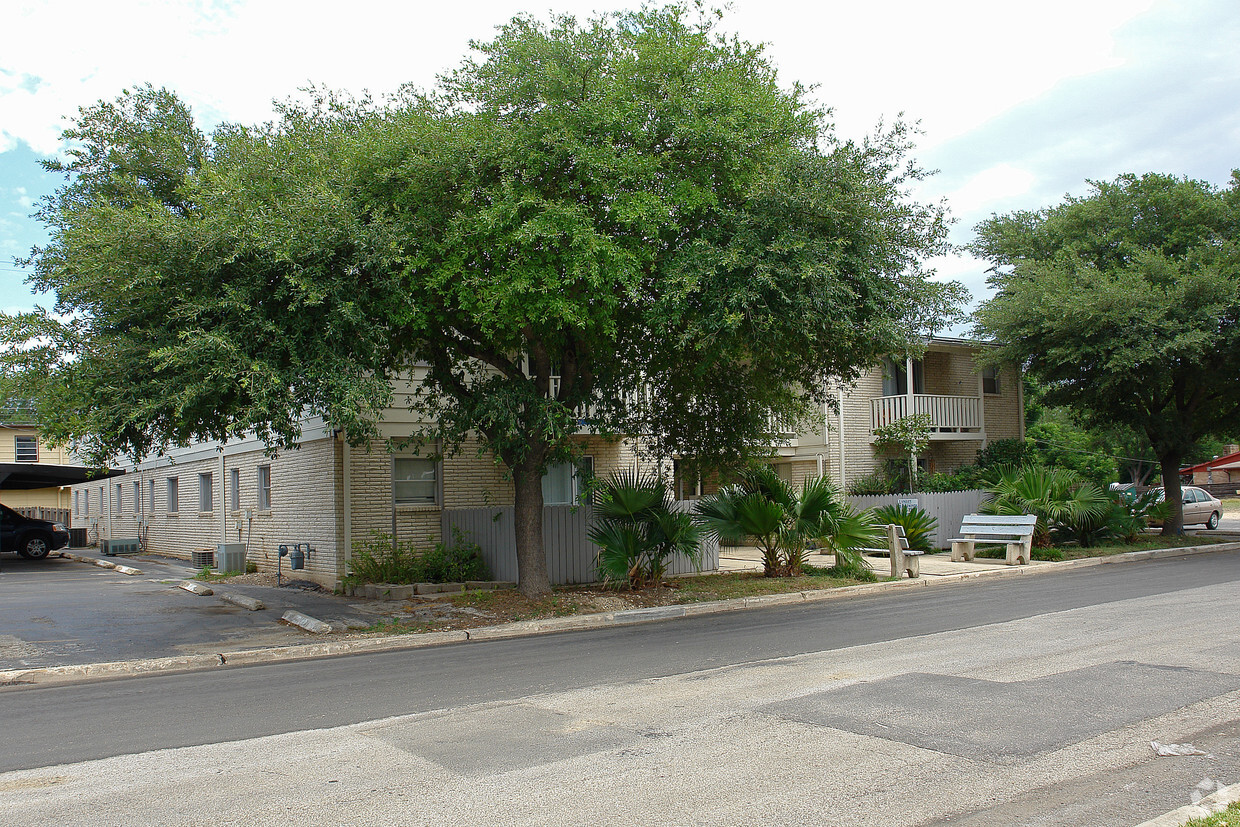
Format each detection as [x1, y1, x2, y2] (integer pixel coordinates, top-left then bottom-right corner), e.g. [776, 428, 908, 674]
[871, 394, 982, 433]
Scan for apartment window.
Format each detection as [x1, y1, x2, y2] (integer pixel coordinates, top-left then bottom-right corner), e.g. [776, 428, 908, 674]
[257, 465, 272, 511]
[115, 482, 124, 513]
[982, 365, 1001, 395]
[542, 457, 594, 505]
[75, 490, 81, 516]
[882, 358, 923, 396]
[133, 481, 141, 514]
[198, 473, 214, 512]
[393, 457, 437, 505]
[84, 490, 89, 516]
[14, 435, 38, 463]
[229, 468, 240, 512]
[167, 477, 179, 513]
[147, 479, 155, 513]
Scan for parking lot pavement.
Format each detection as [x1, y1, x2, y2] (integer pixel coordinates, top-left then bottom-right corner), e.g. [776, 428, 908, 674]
[0, 551, 398, 670]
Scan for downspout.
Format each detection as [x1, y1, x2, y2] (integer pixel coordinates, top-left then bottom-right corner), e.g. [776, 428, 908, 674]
[837, 386, 847, 489]
[219, 452, 227, 543]
[342, 433, 352, 579]
[977, 367, 988, 449]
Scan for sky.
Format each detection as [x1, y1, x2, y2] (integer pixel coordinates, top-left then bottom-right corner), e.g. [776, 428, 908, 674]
[2, 0, 1238, 322]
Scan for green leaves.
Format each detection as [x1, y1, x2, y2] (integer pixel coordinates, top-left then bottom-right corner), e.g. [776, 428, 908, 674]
[972, 171, 1240, 531]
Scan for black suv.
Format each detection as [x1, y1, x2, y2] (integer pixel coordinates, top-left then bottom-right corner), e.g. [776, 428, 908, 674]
[0, 503, 70, 559]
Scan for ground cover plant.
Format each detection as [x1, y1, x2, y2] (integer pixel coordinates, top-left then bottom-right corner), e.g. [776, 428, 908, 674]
[346, 530, 489, 586]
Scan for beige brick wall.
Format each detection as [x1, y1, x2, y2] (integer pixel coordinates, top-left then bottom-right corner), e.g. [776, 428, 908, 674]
[70, 438, 343, 587]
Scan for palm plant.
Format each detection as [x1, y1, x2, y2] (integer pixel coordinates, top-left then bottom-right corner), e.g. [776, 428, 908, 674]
[871, 504, 938, 552]
[981, 465, 1111, 547]
[696, 467, 880, 577]
[589, 470, 703, 589]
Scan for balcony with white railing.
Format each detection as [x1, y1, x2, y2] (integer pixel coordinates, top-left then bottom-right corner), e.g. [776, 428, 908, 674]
[871, 394, 983, 438]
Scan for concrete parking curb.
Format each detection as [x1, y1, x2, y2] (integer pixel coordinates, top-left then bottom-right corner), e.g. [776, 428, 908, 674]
[3, 541, 1236, 689]
[1134, 781, 1240, 826]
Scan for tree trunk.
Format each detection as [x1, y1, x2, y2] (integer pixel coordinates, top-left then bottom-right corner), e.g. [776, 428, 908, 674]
[1157, 452, 1184, 535]
[513, 459, 552, 599]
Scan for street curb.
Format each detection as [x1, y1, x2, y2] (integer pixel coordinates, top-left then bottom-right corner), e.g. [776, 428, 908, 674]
[4, 541, 1237, 688]
[1134, 781, 1240, 826]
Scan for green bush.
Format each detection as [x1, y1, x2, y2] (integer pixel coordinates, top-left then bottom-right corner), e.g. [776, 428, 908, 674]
[847, 470, 896, 496]
[419, 530, 490, 583]
[346, 530, 490, 585]
[871, 504, 938, 552]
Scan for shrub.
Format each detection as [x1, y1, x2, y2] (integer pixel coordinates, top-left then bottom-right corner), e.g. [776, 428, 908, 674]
[982, 465, 1111, 547]
[871, 504, 938, 552]
[589, 470, 702, 588]
[847, 470, 896, 496]
[346, 530, 490, 585]
[419, 530, 490, 582]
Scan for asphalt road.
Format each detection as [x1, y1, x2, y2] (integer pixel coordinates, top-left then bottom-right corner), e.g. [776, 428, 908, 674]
[2, 550, 1239, 826]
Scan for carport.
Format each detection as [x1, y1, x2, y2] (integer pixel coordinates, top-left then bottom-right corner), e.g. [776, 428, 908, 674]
[0, 463, 123, 522]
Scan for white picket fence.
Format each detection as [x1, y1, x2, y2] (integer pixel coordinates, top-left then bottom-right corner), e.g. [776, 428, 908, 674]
[847, 489, 988, 549]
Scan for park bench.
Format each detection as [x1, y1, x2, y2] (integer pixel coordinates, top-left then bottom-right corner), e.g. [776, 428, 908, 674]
[949, 514, 1038, 566]
[861, 524, 923, 578]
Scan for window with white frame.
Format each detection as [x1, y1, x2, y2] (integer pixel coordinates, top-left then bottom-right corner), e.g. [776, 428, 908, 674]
[167, 477, 179, 513]
[133, 481, 141, 514]
[147, 479, 155, 513]
[393, 457, 437, 505]
[115, 482, 123, 513]
[84, 489, 89, 516]
[14, 435, 38, 463]
[75, 490, 81, 516]
[542, 457, 593, 505]
[982, 365, 1001, 395]
[198, 473, 214, 512]
[229, 468, 240, 512]
[257, 465, 272, 510]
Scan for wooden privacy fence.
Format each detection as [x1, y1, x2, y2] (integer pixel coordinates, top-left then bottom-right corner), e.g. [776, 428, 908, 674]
[442, 502, 720, 586]
[847, 489, 988, 550]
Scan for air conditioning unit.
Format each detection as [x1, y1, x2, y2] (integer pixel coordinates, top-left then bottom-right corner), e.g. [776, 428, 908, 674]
[190, 550, 214, 568]
[215, 543, 247, 573]
[101, 538, 141, 556]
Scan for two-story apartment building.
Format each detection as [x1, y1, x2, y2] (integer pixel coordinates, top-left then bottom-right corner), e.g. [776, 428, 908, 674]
[67, 339, 1021, 588]
[674, 337, 1023, 496]
[0, 414, 108, 522]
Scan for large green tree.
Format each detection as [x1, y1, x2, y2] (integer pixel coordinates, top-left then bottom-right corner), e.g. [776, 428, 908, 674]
[4, 6, 962, 596]
[973, 172, 1240, 533]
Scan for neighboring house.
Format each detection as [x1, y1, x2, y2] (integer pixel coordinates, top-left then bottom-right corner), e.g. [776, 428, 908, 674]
[67, 338, 1021, 588]
[0, 416, 104, 522]
[674, 337, 1023, 497]
[1181, 446, 1240, 487]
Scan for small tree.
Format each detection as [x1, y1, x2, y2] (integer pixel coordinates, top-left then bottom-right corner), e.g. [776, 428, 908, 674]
[872, 413, 933, 491]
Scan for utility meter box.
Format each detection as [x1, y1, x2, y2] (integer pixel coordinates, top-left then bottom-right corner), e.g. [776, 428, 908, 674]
[215, 543, 247, 573]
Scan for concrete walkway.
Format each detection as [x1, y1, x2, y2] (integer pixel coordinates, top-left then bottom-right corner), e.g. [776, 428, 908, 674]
[718, 544, 1047, 575]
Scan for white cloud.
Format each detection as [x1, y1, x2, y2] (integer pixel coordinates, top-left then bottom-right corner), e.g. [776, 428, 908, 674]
[943, 164, 1037, 217]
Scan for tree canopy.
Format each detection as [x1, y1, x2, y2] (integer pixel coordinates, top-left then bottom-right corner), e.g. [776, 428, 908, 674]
[4, 6, 964, 595]
[972, 171, 1240, 532]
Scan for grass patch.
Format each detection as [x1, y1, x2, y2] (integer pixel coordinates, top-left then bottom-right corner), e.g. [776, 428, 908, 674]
[193, 566, 244, 582]
[1057, 534, 1223, 560]
[969, 533, 1222, 562]
[362, 618, 436, 635]
[670, 569, 878, 602]
[1183, 800, 1240, 826]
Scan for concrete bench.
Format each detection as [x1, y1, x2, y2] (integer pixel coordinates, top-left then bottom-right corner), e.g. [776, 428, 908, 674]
[861, 524, 923, 578]
[949, 514, 1038, 566]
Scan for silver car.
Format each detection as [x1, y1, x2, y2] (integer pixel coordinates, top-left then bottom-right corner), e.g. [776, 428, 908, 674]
[1152, 486, 1223, 529]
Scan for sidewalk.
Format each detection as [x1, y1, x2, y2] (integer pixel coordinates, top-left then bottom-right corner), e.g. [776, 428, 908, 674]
[718, 545, 1043, 575]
